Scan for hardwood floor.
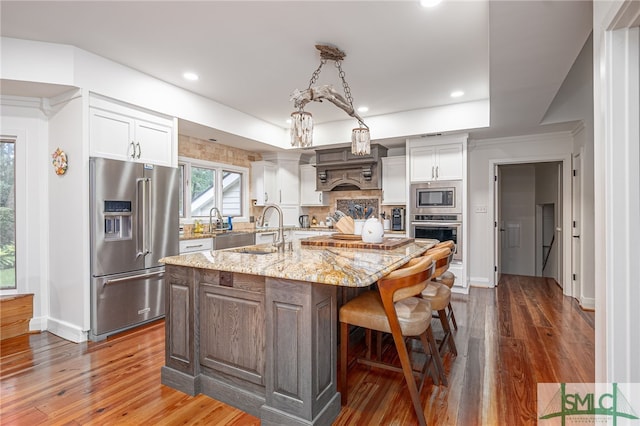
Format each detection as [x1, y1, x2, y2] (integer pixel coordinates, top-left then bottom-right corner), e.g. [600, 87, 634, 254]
[0, 274, 594, 425]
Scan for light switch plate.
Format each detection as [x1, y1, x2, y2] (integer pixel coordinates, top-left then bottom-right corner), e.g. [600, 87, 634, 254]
[474, 206, 487, 213]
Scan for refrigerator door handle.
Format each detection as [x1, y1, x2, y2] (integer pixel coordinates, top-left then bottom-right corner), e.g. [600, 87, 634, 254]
[145, 177, 152, 255]
[136, 177, 151, 258]
[104, 271, 164, 286]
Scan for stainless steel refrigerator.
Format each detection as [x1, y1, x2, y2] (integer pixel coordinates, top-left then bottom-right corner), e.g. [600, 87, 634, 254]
[89, 157, 178, 341]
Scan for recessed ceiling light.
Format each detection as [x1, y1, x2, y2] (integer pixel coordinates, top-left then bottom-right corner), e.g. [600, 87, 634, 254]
[183, 72, 199, 81]
[420, 0, 442, 8]
[450, 90, 464, 98]
[357, 106, 369, 113]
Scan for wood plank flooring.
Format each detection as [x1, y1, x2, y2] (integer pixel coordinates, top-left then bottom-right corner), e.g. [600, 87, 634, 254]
[0, 274, 594, 425]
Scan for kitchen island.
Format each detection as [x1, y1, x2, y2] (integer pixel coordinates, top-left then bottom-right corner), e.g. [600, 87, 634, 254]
[160, 238, 436, 426]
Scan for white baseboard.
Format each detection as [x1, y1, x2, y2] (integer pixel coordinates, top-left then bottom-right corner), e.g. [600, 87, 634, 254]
[47, 317, 88, 343]
[579, 297, 595, 311]
[29, 316, 48, 332]
[469, 276, 494, 288]
[451, 286, 470, 295]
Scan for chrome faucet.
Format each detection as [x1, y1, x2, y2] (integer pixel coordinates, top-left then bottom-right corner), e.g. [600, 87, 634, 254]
[257, 203, 285, 251]
[209, 207, 223, 233]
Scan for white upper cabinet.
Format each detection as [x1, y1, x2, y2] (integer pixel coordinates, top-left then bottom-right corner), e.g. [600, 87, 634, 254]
[251, 161, 277, 206]
[254, 153, 301, 212]
[300, 164, 327, 206]
[89, 94, 175, 167]
[381, 156, 407, 205]
[276, 159, 300, 205]
[409, 143, 463, 182]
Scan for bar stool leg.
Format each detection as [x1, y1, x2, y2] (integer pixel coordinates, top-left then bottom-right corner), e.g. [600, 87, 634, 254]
[420, 326, 448, 386]
[448, 302, 458, 330]
[438, 309, 458, 356]
[340, 322, 349, 405]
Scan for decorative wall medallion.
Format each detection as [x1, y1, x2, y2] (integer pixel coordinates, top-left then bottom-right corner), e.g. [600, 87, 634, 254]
[52, 148, 68, 175]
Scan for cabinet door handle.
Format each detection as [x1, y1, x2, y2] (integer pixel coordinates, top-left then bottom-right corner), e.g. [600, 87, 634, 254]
[431, 166, 435, 179]
[319, 193, 322, 203]
[436, 165, 439, 179]
[279, 190, 282, 203]
[136, 142, 141, 159]
[130, 141, 136, 159]
[264, 192, 268, 202]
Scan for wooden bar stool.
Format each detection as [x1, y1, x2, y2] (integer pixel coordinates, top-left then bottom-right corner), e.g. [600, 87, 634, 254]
[422, 247, 458, 357]
[427, 243, 458, 331]
[339, 255, 444, 426]
[433, 240, 456, 289]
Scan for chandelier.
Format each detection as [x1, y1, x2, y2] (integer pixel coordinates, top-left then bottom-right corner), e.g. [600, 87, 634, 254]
[290, 44, 371, 155]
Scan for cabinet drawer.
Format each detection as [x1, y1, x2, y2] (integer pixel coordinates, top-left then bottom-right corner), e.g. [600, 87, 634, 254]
[179, 238, 213, 253]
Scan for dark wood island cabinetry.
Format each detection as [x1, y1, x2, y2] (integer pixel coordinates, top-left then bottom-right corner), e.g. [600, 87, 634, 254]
[160, 239, 435, 425]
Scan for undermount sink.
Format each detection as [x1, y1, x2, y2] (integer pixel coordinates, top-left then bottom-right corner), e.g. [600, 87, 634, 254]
[227, 245, 278, 255]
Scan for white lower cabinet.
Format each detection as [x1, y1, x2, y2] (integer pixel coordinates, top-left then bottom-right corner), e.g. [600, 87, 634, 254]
[179, 238, 213, 254]
[255, 231, 278, 245]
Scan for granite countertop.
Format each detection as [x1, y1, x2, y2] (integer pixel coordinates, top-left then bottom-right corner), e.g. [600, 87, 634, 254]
[162, 239, 437, 287]
[180, 226, 407, 240]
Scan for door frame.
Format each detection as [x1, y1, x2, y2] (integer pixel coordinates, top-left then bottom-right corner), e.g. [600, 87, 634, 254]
[489, 154, 572, 296]
[571, 149, 583, 302]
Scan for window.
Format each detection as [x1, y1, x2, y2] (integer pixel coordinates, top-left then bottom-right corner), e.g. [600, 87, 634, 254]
[0, 138, 16, 290]
[190, 166, 215, 216]
[179, 157, 248, 220]
[222, 170, 242, 216]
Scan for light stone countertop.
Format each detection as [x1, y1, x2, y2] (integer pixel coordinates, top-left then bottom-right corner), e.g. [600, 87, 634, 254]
[179, 227, 407, 240]
[161, 239, 437, 287]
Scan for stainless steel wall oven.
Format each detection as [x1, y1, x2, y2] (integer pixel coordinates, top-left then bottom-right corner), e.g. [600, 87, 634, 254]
[411, 214, 462, 261]
[409, 179, 463, 261]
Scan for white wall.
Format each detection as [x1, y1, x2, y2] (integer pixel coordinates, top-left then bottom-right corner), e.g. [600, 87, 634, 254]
[0, 93, 91, 342]
[593, 0, 640, 384]
[46, 92, 90, 342]
[0, 99, 50, 331]
[467, 132, 573, 288]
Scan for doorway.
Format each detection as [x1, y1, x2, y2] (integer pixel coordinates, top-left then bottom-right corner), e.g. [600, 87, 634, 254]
[495, 161, 563, 283]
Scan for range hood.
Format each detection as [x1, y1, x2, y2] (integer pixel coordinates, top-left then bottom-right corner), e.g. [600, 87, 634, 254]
[314, 144, 387, 191]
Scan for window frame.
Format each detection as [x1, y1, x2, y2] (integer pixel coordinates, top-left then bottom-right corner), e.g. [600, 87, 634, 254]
[0, 137, 16, 291]
[178, 156, 249, 223]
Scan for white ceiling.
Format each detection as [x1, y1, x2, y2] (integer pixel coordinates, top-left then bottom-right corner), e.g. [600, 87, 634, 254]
[0, 1, 592, 152]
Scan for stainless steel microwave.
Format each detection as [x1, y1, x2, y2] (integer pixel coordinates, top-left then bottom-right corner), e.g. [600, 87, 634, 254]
[410, 180, 462, 214]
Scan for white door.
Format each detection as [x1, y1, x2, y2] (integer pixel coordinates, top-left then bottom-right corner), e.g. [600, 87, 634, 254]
[571, 153, 581, 298]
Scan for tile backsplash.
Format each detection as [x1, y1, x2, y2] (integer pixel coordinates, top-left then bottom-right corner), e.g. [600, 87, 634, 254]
[336, 198, 379, 218]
